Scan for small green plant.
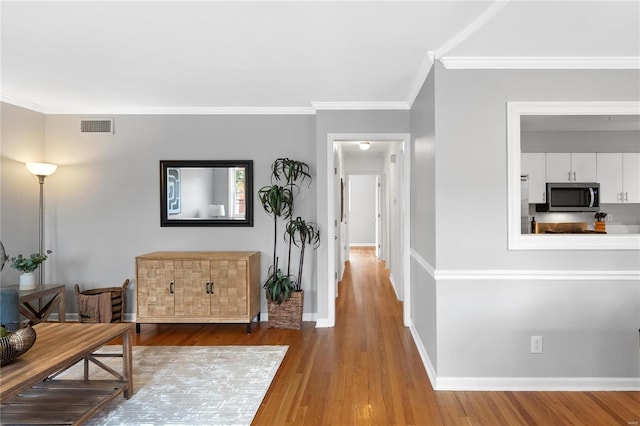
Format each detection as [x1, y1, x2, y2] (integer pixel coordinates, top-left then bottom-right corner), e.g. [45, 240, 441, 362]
[263, 263, 294, 305]
[10, 250, 52, 273]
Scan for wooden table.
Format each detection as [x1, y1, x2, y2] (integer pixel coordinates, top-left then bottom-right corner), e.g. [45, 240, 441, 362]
[5, 284, 66, 324]
[0, 322, 134, 425]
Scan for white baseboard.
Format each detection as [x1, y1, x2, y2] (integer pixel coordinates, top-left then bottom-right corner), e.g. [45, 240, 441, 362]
[408, 320, 438, 389]
[435, 376, 640, 391]
[314, 318, 334, 328]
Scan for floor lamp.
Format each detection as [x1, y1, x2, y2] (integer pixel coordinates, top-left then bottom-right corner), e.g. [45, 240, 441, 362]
[26, 162, 57, 286]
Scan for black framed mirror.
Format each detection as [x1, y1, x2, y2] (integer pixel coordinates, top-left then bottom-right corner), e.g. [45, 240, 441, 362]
[160, 160, 253, 227]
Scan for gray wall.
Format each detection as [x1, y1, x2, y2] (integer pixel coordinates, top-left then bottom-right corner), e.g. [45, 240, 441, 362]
[410, 64, 640, 382]
[0, 103, 45, 284]
[409, 66, 438, 374]
[1, 110, 317, 317]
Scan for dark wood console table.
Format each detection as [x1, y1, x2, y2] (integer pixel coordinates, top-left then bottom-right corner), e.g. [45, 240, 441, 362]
[5, 284, 66, 324]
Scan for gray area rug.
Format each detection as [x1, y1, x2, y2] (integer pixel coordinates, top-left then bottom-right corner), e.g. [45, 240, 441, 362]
[57, 345, 288, 426]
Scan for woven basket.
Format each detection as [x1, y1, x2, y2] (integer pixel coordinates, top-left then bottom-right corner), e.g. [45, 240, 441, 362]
[0, 322, 37, 366]
[267, 291, 303, 330]
[75, 279, 129, 323]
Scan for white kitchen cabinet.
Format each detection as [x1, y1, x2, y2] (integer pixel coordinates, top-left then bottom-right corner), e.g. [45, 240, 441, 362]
[521, 153, 546, 203]
[597, 153, 640, 203]
[546, 153, 597, 183]
[597, 153, 624, 203]
[623, 153, 640, 203]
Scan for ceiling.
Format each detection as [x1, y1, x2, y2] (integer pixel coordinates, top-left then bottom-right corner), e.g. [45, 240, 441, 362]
[1, 1, 639, 114]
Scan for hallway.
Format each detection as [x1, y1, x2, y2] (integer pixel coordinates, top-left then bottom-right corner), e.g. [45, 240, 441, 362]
[135, 247, 640, 425]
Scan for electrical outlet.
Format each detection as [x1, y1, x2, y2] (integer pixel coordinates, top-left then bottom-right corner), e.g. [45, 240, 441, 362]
[531, 336, 543, 354]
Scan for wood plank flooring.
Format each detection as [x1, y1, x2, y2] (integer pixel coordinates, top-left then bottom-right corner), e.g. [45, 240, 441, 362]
[133, 247, 640, 425]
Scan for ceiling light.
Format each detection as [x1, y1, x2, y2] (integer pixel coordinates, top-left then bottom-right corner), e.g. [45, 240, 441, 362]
[359, 142, 371, 151]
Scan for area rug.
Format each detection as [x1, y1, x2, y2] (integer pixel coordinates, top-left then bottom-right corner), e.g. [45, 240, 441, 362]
[56, 345, 288, 426]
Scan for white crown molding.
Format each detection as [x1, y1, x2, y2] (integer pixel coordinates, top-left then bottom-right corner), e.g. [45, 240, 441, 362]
[406, 52, 435, 108]
[311, 101, 410, 111]
[440, 56, 640, 70]
[433, 0, 511, 59]
[0, 94, 49, 114]
[0, 94, 317, 115]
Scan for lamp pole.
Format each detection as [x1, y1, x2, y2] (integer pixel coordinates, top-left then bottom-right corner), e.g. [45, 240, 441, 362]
[26, 163, 57, 286]
[36, 175, 46, 285]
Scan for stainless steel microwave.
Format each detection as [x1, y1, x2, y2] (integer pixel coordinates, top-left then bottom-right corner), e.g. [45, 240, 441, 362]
[536, 182, 600, 212]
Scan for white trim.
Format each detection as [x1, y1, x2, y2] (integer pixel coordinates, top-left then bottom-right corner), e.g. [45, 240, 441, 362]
[440, 56, 640, 70]
[408, 320, 438, 389]
[314, 318, 334, 328]
[410, 250, 639, 281]
[409, 249, 435, 278]
[435, 376, 640, 392]
[405, 52, 434, 108]
[312, 102, 410, 111]
[349, 243, 376, 247]
[435, 269, 640, 281]
[433, 0, 511, 60]
[507, 101, 640, 251]
[1, 94, 49, 114]
[0, 95, 317, 115]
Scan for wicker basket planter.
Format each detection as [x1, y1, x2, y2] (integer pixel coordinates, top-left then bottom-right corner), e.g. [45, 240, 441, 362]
[267, 291, 303, 330]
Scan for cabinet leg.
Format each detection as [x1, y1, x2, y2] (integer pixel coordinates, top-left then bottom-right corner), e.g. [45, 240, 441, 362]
[246, 323, 251, 334]
[135, 323, 141, 334]
[257, 312, 261, 322]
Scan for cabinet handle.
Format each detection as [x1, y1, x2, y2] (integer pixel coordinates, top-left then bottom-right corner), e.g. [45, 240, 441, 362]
[206, 282, 211, 294]
[169, 282, 175, 294]
[210, 282, 214, 294]
[568, 171, 571, 181]
[542, 192, 546, 202]
[573, 171, 576, 181]
[625, 192, 628, 201]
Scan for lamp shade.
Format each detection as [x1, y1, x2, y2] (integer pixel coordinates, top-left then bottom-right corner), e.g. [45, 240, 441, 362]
[26, 162, 57, 177]
[208, 204, 226, 217]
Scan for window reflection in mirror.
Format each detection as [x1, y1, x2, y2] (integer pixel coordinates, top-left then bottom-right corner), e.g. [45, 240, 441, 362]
[507, 102, 640, 250]
[160, 160, 253, 227]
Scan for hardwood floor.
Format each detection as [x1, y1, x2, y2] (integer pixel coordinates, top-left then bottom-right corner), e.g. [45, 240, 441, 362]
[133, 247, 640, 425]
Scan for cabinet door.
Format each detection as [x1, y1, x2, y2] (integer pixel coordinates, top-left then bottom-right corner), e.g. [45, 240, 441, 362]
[623, 153, 640, 203]
[521, 153, 546, 203]
[137, 259, 175, 317]
[210, 260, 248, 319]
[597, 153, 623, 203]
[571, 153, 597, 182]
[175, 260, 211, 317]
[546, 153, 572, 182]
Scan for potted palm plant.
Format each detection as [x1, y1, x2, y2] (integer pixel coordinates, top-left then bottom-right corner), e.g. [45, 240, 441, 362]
[258, 158, 319, 329]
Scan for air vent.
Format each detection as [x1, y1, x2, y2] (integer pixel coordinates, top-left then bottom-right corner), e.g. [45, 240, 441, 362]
[80, 118, 114, 134]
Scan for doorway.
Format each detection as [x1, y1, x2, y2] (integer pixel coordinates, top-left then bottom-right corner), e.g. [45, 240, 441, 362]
[325, 133, 411, 328]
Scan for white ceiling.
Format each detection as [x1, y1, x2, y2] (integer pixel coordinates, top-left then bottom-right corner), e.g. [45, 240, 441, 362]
[1, 1, 639, 114]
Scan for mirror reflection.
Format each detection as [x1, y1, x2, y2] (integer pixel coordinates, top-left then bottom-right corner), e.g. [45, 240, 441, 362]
[160, 160, 253, 227]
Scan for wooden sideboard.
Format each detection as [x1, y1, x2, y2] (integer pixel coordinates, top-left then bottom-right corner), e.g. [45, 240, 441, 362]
[135, 251, 260, 333]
